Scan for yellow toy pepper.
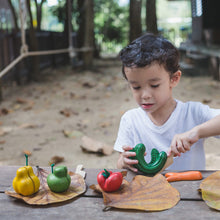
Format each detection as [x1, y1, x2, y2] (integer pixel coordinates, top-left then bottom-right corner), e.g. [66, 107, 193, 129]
[12, 154, 40, 196]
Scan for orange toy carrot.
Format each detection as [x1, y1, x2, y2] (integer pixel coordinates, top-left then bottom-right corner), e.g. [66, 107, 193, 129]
[165, 171, 203, 182]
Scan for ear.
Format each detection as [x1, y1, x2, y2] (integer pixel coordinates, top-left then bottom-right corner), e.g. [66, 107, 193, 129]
[170, 70, 181, 88]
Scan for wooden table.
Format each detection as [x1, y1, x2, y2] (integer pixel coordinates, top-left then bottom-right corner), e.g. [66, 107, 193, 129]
[0, 166, 219, 219]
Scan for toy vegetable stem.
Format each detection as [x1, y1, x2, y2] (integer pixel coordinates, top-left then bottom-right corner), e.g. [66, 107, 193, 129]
[51, 163, 55, 174]
[102, 169, 110, 178]
[25, 154, 28, 166]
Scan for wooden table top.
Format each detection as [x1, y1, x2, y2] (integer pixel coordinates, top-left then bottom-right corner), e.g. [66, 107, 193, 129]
[0, 166, 219, 219]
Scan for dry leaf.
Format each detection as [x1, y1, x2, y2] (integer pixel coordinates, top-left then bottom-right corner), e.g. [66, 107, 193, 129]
[16, 98, 29, 104]
[60, 108, 78, 117]
[0, 108, 10, 116]
[49, 156, 64, 165]
[202, 99, 212, 104]
[0, 127, 13, 136]
[81, 135, 113, 155]
[5, 167, 86, 205]
[82, 82, 96, 88]
[19, 123, 38, 129]
[63, 130, 84, 138]
[91, 174, 180, 211]
[199, 171, 220, 210]
[23, 150, 32, 156]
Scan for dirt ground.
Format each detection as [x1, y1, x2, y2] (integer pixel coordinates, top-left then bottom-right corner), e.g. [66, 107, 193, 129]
[0, 59, 220, 170]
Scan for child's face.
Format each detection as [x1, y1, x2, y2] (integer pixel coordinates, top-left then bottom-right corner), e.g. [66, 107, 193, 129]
[124, 63, 181, 118]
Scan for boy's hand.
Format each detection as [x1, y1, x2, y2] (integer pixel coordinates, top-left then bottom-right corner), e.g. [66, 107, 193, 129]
[117, 146, 139, 172]
[168, 129, 199, 157]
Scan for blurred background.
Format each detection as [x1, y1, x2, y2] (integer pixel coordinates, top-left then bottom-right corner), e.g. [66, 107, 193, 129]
[0, 0, 219, 97]
[0, 0, 220, 168]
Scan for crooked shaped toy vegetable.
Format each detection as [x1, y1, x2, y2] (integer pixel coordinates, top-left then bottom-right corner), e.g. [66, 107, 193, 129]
[47, 164, 71, 193]
[13, 154, 40, 196]
[165, 171, 203, 182]
[129, 143, 167, 175]
[97, 169, 123, 192]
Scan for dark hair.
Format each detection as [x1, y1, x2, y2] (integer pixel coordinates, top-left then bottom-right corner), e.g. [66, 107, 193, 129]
[119, 33, 180, 79]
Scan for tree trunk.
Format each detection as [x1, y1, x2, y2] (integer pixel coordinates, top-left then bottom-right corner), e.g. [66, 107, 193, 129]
[129, 0, 142, 42]
[78, 0, 94, 68]
[34, 0, 46, 31]
[146, 0, 158, 34]
[7, 0, 18, 31]
[26, 0, 40, 81]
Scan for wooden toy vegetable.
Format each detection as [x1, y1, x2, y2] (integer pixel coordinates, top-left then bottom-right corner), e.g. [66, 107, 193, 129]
[129, 143, 167, 175]
[97, 169, 123, 192]
[165, 171, 203, 182]
[47, 164, 71, 193]
[12, 154, 40, 196]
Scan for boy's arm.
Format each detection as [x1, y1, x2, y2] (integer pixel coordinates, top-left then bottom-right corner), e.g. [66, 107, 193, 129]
[197, 114, 220, 139]
[169, 114, 220, 157]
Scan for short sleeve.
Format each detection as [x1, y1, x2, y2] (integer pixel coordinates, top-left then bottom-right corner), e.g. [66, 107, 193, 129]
[114, 113, 134, 152]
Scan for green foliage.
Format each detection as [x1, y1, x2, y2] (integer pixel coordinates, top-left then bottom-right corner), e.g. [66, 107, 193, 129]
[94, 0, 129, 54]
[94, 0, 128, 42]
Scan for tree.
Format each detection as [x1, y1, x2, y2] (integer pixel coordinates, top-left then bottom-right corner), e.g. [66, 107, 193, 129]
[33, 0, 46, 31]
[146, 0, 158, 34]
[129, 0, 142, 42]
[77, 0, 94, 68]
[26, 0, 40, 81]
[7, 0, 19, 32]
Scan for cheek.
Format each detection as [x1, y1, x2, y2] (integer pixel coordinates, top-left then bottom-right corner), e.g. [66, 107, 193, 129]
[131, 91, 141, 101]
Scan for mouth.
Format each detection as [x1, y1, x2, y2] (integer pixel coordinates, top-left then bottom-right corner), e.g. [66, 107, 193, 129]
[141, 103, 154, 110]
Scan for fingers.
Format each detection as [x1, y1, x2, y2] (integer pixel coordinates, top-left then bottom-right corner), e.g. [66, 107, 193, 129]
[121, 145, 139, 172]
[170, 136, 192, 157]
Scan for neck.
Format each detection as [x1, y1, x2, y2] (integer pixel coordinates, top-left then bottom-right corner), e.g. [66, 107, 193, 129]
[148, 99, 177, 126]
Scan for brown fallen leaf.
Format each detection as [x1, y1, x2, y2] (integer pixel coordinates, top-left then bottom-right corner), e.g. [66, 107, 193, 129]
[19, 123, 38, 129]
[199, 171, 220, 210]
[60, 108, 79, 117]
[5, 167, 86, 205]
[23, 150, 32, 156]
[0, 140, 5, 144]
[91, 174, 180, 211]
[81, 135, 113, 155]
[82, 82, 96, 88]
[63, 130, 84, 138]
[0, 108, 10, 116]
[0, 127, 14, 136]
[16, 97, 29, 104]
[49, 156, 64, 165]
[202, 99, 212, 104]
[23, 101, 35, 111]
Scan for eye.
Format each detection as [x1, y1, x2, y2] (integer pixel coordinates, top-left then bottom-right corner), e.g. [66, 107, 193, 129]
[151, 84, 159, 88]
[132, 86, 141, 90]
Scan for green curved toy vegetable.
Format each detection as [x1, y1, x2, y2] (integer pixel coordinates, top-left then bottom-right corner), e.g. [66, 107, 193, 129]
[129, 143, 167, 175]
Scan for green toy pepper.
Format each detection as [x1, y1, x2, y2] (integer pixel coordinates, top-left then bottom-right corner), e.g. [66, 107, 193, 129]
[129, 143, 167, 176]
[47, 164, 71, 193]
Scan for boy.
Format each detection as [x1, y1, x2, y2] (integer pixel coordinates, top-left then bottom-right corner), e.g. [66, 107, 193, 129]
[114, 33, 220, 172]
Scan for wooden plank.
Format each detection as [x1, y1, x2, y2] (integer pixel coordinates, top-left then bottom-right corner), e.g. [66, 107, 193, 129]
[0, 166, 215, 201]
[0, 193, 219, 219]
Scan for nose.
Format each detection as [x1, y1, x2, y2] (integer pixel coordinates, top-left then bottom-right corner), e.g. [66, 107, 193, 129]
[141, 88, 151, 100]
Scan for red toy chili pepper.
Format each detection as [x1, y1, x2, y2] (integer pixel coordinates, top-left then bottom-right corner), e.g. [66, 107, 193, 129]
[97, 169, 123, 192]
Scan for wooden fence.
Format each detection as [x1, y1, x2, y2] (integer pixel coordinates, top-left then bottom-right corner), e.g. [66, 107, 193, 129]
[0, 30, 77, 85]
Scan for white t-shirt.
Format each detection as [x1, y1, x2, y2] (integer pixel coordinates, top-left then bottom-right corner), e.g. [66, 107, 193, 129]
[114, 100, 220, 170]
